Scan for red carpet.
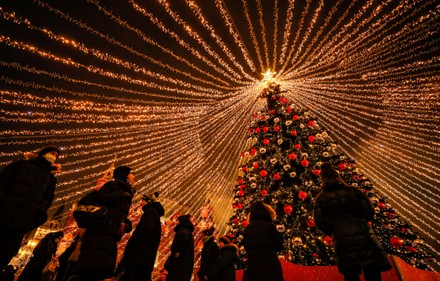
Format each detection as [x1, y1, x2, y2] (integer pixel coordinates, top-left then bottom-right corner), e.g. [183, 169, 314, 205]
[198, 256, 440, 281]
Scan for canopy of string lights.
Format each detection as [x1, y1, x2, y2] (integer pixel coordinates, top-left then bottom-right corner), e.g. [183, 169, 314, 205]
[0, 0, 438, 269]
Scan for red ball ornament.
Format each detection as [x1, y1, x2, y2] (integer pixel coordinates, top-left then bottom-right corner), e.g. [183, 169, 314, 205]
[306, 218, 315, 227]
[260, 189, 268, 196]
[288, 153, 297, 160]
[308, 135, 316, 142]
[274, 125, 280, 132]
[253, 113, 258, 118]
[241, 166, 247, 172]
[307, 120, 315, 127]
[255, 127, 261, 133]
[338, 162, 347, 170]
[324, 235, 333, 245]
[259, 170, 268, 177]
[250, 148, 257, 155]
[237, 203, 243, 209]
[263, 126, 269, 133]
[241, 152, 245, 157]
[301, 159, 309, 167]
[293, 115, 299, 121]
[407, 246, 417, 253]
[286, 106, 292, 113]
[298, 191, 308, 200]
[237, 190, 244, 197]
[240, 184, 246, 189]
[232, 218, 239, 224]
[269, 110, 275, 115]
[313, 169, 321, 176]
[237, 179, 244, 185]
[280, 97, 287, 103]
[253, 162, 259, 169]
[242, 220, 249, 227]
[284, 205, 293, 214]
[249, 128, 253, 133]
[260, 115, 265, 121]
[378, 202, 386, 209]
[291, 130, 297, 137]
[388, 212, 395, 219]
[294, 143, 301, 150]
[273, 173, 281, 180]
[312, 253, 319, 258]
[263, 138, 270, 145]
[390, 237, 404, 248]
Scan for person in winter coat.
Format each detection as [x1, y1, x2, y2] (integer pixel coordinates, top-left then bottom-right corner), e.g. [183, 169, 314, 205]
[17, 231, 64, 281]
[55, 234, 81, 281]
[243, 201, 284, 281]
[117, 191, 165, 281]
[206, 235, 238, 281]
[0, 145, 61, 271]
[162, 214, 195, 281]
[68, 165, 136, 281]
[313, 162, 391, 281]
[197, 227, 220, 281]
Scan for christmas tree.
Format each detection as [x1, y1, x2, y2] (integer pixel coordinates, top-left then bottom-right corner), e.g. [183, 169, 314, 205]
[227, 82, 434, 270]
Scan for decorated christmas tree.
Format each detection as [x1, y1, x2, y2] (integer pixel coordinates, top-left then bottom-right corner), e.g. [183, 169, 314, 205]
[227, 82, 434, 270]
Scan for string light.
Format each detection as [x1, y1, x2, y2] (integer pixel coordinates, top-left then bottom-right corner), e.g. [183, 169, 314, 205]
[0, 0, 438, 270]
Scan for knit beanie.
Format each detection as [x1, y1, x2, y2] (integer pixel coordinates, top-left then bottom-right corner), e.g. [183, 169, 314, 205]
[113, 166, 132, 181]
[38, 145, 60, 159]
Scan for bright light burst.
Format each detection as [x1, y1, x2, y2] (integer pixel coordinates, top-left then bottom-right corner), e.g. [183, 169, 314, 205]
[0, 0, 438, 268]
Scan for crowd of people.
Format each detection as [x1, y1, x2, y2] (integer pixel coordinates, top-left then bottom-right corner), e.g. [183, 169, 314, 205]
[0, 145, 391, 281]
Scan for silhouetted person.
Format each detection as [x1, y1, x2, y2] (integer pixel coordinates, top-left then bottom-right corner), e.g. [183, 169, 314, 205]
[197, 227, 219, 281]
[0, 145, 61, 271]
[18, 231, 64, 281]
[163, 214, 195, 281]
[313, 162, 391, 281]
[243, 201, 283, 281]
[117, 192, 165, 281]
[68, 166, 136, 281]
[206, 235, 238, 281]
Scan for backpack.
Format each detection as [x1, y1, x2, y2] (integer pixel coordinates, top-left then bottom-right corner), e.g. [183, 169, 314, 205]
[73, 190, 110, 229]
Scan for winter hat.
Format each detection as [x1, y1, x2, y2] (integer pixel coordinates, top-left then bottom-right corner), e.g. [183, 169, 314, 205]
[320, 162, 339, 180]
[177, 214, 191, 223]
[143, 191, 159, 204]
[38, 145, 60, 159]
[219, 235, 232, 245]
[113, 166, 132, 181]
[202, 227, 215, 236]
